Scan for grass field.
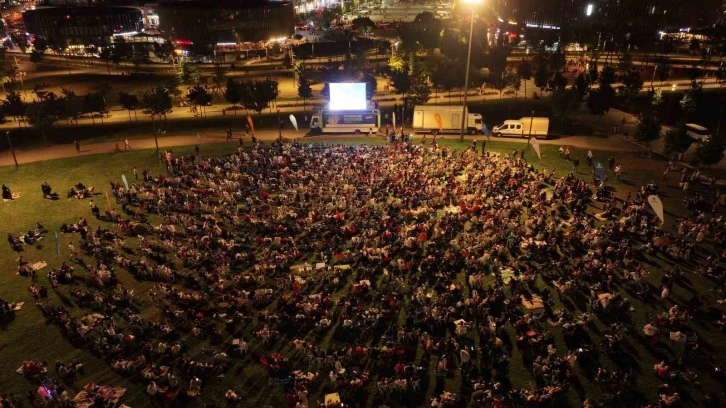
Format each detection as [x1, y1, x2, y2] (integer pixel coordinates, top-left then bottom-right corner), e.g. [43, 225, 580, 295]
[0, 137, 724, 407]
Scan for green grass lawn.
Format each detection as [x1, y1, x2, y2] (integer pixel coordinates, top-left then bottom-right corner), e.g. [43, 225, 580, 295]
[0, 138, 723, 407]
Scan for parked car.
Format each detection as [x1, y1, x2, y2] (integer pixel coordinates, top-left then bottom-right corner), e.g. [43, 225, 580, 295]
[685, 123, 711, 142]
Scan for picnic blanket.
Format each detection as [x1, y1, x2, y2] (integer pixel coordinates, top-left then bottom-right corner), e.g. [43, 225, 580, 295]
[73, 385, 126, 408]
[521, 294, 544, 310]
[30, 262, 47, 271]
[2, 193, 20, 202]
[13, 302, 24, 311]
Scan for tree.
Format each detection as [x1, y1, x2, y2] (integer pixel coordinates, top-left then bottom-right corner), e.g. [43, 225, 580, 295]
[507, 70, 522, 98]
[617, 70, 644, 105]
[352, 17, 375, 32]
[689, 38, 701, 55]
[177, 60, 200, 87]
[598, 66, 617, 88]
[663, 122, 694, 155]
[140, 86, 173, 133]
[651, 88, 664, 109]
[574, 73, 589, 99]
[715, 63, 726, 88]
[679, 93, 697, 121]
[212, 62, 227, 95]
[361, 71, 377, 100]
[61, 88, 83, 126]
[696, 137, 725, 166]
[164, 77, 182, 102]
[297, 75, 313, 111]
[240, 79, 279, 117]
[617, 52, 634, 73]
[3, 91, 26, 128]
[99, 46, 114, 75]
[32, 82, 50, 102]
[687, 62, 703, 82]
[634, 112, 661, 144]
[389, 67, 412, 96]
[517, 60, 532, 100]
[549, 44, 566, 72]
[587, 85, 615, 119]
[491, 72, 508, 99]
[118, 91, 140, 122]
[388, 51, 406, 73]
[547, 72, 567, 93]
[282, 52, 292, 69]
[25, 100, 55, 145]
[588, 63, 599, 84]
[654, 57, 672, 86]
[534, 64, 550, 94]
[29, 50, 44, 65]
[83, 91, 108, 125]
[408, 79, 431, 105]
[187, 85, 212, 121]
[154, 42, 174, 62]
[224, 78, 243, 115]
[551, 88, 580, 133]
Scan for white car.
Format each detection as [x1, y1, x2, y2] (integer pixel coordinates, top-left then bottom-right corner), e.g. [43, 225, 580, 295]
[685, 123, 711, 142]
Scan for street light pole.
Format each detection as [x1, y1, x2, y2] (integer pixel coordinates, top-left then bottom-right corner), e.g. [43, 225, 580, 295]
[13, 56, 27, 97]
[459, 0, 481, 142]
[6, 131, 18, 168]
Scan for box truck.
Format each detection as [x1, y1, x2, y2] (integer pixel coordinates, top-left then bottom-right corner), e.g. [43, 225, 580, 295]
[412, 105, 483, 135]
[492, 117, 550, 138]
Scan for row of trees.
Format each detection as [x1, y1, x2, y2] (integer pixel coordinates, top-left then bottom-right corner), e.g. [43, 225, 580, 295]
[1, 84, 110, 143]
[223, 78, 280, 117]
[1, 83, 177, 143]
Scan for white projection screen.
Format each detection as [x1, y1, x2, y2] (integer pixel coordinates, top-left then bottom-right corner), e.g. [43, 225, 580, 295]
[329, 83, 367, 110]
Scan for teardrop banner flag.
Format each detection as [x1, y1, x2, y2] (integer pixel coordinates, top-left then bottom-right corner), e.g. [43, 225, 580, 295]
[483, 124, 491, 141]
[529, 137, 541, 160]
[121, 174, 129, 190]
[594, 161, 606, 181]
[289, 114, 298, 131]
[105, 190, 112, 210]
[246, 115, 255, 133]
[54, 231, 60, 257]
[648, 195, 665, 224]
[392, 112, 396, 129]
[434, 113, 443, 133]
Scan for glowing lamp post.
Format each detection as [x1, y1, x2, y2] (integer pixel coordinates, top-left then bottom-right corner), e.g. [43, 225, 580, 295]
[460, 0, 483, 142]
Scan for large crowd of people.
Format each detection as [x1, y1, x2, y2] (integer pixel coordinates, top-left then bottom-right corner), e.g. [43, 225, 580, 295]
[3, 138, 726, 408]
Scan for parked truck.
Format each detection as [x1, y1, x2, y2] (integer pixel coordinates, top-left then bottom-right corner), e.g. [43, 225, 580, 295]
[412, 105, 483, 135]
[492, 117, 550, 138]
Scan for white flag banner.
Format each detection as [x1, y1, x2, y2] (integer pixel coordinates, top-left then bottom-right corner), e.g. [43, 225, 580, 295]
[529, 137, 541, 160]
[648, 195, 665, 224]
[289, 115, 298, 131]
[392, 112, 396, 129]
[121, 174, 129, 190]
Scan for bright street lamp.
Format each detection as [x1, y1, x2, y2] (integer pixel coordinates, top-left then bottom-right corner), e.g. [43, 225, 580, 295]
[460, 0, 484, 142]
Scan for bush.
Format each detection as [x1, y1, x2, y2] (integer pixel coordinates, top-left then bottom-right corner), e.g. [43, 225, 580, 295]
[662, 122, 693, 155]
[634, 113, 661, 144]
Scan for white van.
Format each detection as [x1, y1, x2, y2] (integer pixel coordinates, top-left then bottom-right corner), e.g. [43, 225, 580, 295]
[492, 117, 550, 138]
[685, 123, 711, 142]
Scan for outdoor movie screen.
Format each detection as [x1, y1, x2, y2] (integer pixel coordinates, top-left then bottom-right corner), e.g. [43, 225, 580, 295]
[329, 83, 367, 110]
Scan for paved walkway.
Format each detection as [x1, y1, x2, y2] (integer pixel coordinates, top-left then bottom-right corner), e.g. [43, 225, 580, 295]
[1, 122, 639, 167]
[0, 129, 310, 167]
